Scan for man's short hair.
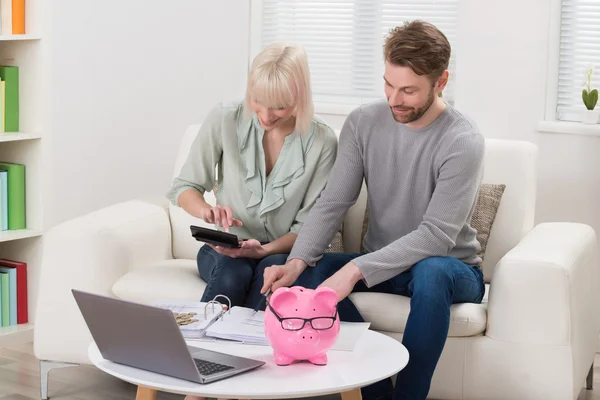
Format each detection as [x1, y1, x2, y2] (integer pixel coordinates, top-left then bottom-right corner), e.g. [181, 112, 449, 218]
[383, 20, 451, 82]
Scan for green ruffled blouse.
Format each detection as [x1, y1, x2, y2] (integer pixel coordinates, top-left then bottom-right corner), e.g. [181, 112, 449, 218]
[167, 100, 338, 243]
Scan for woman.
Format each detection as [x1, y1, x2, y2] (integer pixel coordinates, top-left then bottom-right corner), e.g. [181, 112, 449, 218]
[167, 42, 337, 316]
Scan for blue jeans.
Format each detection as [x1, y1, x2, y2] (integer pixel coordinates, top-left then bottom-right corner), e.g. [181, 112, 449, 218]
[197, 245, 289, 309]
[294, 253, 485, 400]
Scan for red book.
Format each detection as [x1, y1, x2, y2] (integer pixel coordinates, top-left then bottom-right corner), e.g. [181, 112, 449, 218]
[0, 258, 27, 324]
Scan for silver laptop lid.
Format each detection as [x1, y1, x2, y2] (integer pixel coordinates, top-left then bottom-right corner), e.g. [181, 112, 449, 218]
[72, 289, 202, 383]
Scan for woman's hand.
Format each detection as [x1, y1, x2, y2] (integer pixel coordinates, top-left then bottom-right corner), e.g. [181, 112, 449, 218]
[209, 239, 268, 259]
[199, 205, 243, 232]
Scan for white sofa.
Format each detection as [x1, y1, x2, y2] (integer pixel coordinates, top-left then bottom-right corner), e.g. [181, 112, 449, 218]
[34, 124, 600, 400]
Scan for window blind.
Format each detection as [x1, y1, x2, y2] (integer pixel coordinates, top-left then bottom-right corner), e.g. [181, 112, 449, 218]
[557, 0, 600, 121]
[259, 0, 458, 106]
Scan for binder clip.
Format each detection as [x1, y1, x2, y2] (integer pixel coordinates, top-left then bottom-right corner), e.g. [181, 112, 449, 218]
[204, 294, 232, 320]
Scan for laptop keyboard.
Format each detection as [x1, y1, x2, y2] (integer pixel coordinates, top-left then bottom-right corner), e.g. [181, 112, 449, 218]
[194, 358, 235, 376]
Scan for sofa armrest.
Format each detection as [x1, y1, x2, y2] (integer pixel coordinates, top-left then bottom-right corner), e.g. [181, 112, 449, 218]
[34, 199, 172, 364]
[487, 222, 600, 353]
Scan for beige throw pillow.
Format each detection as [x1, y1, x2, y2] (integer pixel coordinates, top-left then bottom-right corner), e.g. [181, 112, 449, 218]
[324, 229, 345, 253]
[470, 183, 506, 261]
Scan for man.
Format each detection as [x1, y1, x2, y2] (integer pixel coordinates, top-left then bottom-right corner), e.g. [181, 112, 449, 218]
[261, 20, 486, 400]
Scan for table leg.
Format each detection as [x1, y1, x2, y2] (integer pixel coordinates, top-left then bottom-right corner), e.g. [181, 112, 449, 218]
[341, 388, 362, 400]
[136, 386, 158, 400]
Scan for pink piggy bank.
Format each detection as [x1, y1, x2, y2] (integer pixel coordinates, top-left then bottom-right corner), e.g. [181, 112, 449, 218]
[264, 286, 340, 366]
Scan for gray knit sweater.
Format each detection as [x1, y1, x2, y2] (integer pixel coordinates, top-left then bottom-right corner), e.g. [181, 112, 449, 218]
[288, 100, 486, 287]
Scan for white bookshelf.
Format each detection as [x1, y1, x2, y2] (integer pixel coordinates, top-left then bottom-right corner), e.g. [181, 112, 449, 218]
[0, 229, 42, 242]
[0, 322, 33, 347]
[0, 0, 43, 347]
[0, 132, 41, 142]
[0, 35, 40, 42]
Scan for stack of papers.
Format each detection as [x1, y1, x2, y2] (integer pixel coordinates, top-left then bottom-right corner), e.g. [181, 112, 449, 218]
[152, 301, 226, 339]
[151, 301, 371, 351]
[204, 306, 371, 351]
[205, 306, 268, 344]
[334, 321, 372, 351]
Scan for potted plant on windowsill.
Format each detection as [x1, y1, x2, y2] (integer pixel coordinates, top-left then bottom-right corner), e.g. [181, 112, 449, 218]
[582, 67, 599, 124]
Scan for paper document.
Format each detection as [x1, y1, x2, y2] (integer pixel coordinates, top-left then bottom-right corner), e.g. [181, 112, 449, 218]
[204, 306, 370, 351]
[151, 301, 226, 339]
[334, 321, 371, 351]
[205, 306, 268, 344]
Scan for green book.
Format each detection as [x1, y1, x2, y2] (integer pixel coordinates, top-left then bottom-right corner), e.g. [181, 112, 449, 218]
[0, 273, 8, 327]
[0, 162, 25, 230]
[0, 267, 16, 325]
[0, 66, 18, 132]
[0, 181, 3, 230]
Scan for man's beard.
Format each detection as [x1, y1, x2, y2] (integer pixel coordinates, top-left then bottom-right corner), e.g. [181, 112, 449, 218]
[389, 90, 436, 124]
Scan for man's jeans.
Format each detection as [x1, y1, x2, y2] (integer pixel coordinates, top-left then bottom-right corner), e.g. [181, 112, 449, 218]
[294, 253, 486, 400]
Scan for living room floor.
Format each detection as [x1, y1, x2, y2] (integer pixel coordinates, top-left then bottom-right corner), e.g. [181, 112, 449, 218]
[0, 342, 598, 400]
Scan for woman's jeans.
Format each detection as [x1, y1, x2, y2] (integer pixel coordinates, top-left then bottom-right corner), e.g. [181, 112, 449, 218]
[197, 244, 288, 309]
[294, 253, 486, 400]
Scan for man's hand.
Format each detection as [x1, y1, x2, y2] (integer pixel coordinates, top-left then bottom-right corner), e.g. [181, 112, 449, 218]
[261, 259, 307, 294]
[318, 262, 364, 302]
[209, 239, 267, 259]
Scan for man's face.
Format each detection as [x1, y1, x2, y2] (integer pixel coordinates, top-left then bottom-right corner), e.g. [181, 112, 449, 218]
[383, 61, 441, 124]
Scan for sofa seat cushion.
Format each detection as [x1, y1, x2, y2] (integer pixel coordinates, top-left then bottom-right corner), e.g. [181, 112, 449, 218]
[112, 259, 488, 337]
[349, 284, 489, 337]
[112, 259, 206, 303]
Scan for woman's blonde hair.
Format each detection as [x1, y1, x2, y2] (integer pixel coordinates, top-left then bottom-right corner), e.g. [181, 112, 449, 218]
[245, 43, 314, 134]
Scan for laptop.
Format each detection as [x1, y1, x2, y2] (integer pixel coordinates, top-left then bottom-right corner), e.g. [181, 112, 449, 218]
[72, 289, 265, 384]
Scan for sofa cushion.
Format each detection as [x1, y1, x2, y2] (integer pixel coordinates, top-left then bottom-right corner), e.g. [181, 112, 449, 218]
[349, 283, 489, 337]
[112, 259, 206, 304]
[113, 258, 487, 337]
[325, 230, 345, 253]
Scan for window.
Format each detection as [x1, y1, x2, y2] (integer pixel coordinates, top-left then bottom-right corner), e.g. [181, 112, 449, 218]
[254, 0, 458, 108]
[556, 0, 600, 122]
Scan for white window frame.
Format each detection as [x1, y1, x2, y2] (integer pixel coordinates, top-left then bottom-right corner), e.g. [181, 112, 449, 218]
[249, 0, 459, 116]
[249, 0, 369, 115]
[538, 0, 600, 137]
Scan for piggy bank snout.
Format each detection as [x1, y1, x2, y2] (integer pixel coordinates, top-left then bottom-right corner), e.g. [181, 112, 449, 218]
[296, 328, 319, 342]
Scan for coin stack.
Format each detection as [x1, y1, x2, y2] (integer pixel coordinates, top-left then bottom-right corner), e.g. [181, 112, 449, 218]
[173, 311, 199, 326]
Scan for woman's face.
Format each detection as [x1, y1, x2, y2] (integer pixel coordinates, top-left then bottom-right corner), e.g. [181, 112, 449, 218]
[250, 99, 295, 131]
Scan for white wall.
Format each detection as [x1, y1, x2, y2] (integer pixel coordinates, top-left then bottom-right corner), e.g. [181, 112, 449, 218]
[456, 0, 600, 238]
[45, 1, 250, 227]
[45, 0, 600, 240]
[319, 0, 600, 239]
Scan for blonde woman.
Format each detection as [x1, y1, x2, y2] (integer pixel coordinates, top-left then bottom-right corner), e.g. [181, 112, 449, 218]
[167, 43, 337, 340]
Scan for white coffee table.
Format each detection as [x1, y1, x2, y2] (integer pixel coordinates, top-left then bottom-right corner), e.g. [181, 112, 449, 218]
[88, 330, 409, 400]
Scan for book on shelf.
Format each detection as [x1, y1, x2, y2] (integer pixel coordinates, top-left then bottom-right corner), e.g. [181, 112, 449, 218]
[1, 80, 5, 132]
[0, 162, 24, 230]
[0, 0, 10, 35]
[0, 271, 8, 327]
[0, 258, 27, 325]
[0, 0, 25, 35]
[0, 170, 6, 230]
[0, 65, 18, 132]
[0, 78, 3, 132]
[0, 266, 15, 325]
